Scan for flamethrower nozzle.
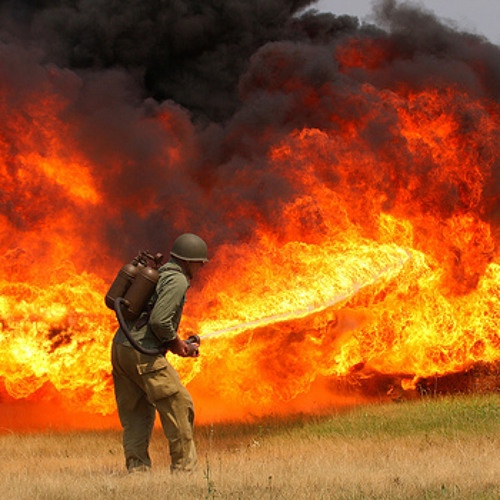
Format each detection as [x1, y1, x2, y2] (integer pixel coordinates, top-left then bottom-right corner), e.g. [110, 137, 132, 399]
[185, 334, 201, 345]
[183, 334, 200, 357]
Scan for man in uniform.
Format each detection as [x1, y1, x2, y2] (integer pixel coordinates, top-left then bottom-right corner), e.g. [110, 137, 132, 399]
[111, 233, 208, 473]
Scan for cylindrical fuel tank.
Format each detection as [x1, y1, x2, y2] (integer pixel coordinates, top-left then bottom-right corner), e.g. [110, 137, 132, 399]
[105, 261, 140, 310]
[122, 266, 159, 320]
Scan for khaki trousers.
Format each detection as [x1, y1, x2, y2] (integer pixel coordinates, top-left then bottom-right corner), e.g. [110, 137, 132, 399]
[111, 342, 197, 472]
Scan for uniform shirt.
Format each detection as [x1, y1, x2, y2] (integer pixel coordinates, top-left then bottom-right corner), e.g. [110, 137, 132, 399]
[113, 260, 190, 351]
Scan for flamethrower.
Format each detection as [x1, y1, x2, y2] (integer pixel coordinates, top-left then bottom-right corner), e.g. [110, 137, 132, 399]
[107, 250, 201, 357]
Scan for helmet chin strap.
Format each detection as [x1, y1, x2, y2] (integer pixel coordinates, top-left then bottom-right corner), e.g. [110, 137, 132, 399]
[183, 261, 193, 279]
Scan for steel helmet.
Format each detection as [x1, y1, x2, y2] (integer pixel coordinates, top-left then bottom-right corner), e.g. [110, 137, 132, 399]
[170, 233, 209, 262]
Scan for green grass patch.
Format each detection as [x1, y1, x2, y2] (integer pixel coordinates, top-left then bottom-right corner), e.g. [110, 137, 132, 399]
[291, 393, 500, 439]
[196, 393, 500, 443]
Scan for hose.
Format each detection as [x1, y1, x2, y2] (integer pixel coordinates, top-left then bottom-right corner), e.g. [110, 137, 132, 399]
[114, 297, 163, 356]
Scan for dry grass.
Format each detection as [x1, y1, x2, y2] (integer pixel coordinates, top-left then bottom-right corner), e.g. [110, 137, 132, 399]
[1, 394, 499, 499]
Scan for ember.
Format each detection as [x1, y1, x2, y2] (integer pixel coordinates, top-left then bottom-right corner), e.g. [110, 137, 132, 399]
[0, 0, 498, 430]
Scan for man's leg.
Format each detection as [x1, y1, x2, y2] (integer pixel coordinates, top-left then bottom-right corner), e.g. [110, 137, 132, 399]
[112, 343, 156, 472]
[155, 386, 197, 472]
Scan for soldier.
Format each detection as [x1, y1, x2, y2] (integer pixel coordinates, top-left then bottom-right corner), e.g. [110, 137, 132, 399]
[111, 233, 208, 473]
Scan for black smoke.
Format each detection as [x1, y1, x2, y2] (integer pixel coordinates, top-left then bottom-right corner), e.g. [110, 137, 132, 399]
[1, 0, 356, 123]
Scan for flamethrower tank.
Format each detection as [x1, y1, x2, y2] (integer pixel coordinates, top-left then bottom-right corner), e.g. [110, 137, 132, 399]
[105, 259, 142, 311]
[170, 233, 209, 262]
[105, 251, 163, 321]
[121, 265, 159, 320]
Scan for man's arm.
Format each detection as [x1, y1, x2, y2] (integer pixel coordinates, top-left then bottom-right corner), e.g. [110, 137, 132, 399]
[148, 272, 189, 344]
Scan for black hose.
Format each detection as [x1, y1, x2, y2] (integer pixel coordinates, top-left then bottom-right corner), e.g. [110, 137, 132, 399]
[114, 297, 163, 356]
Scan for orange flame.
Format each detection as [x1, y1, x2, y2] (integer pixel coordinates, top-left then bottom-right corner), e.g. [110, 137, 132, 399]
[0, 35, 498, 431]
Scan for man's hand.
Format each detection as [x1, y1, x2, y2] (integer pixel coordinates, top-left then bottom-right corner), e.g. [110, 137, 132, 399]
[167, 335, 200, 357]
[184, 340, 200, 357]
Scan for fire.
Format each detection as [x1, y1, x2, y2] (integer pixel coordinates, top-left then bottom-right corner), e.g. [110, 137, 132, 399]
[0, 3, 499, 431]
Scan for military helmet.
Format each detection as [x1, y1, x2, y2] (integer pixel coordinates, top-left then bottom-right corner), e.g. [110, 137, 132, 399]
[170, 233, 209, 262]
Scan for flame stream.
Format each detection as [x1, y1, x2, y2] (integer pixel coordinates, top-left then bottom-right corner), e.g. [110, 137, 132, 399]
[199, 247, 412, 340]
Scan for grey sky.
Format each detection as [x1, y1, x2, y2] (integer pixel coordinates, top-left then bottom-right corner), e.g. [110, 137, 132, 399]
[315, 0, 500, 45]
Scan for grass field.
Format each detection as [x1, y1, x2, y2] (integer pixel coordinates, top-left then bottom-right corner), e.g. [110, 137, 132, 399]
[1, 394, 498, 499]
